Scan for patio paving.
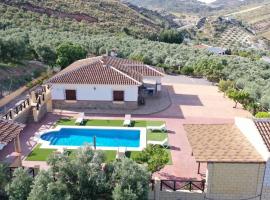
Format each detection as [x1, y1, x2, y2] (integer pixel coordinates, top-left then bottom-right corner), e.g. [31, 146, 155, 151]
[0, 75, 252, 180]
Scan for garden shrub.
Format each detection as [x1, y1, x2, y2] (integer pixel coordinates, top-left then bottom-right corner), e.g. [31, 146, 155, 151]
[134, 145, 169, 173]
[255, 112, 270, 118]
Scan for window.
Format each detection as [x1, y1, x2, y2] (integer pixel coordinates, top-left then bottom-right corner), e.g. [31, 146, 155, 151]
[113, 91, 124, 101]
[65, 90, 77, 101]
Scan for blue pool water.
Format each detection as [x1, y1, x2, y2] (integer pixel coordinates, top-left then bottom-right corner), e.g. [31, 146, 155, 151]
[40, 127, 140, 147]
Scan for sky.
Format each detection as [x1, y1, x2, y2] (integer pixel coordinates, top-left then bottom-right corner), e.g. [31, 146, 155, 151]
[197, 0, 217, 3]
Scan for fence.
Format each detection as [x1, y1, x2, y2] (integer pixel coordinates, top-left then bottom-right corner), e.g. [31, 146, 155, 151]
[1, 85, 51, 123]
[160, 179, 205, 192]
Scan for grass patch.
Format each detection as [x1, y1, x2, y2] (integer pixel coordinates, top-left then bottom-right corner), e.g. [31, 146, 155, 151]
[101, 150, 116, 162]
[85, 119, 123, 127]
[147, 131, 167, 141]
[26, 144, 116, 163]
[26, 144, 56, 161]
[55, 118, 165, 128]
[125, 151, 141, 160]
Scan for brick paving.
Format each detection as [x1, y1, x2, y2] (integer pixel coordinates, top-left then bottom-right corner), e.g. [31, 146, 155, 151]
[0, 75, 252, 180]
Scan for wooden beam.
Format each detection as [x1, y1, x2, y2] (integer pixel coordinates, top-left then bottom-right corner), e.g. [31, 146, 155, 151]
[197, 162, 201, 174]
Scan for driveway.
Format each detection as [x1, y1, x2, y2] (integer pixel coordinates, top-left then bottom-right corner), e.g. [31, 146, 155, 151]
[151, 75, 251, 119]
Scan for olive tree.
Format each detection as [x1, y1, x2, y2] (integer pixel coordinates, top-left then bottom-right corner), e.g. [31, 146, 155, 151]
[5, 168, 33, 200]
[111, 158, 150, 200]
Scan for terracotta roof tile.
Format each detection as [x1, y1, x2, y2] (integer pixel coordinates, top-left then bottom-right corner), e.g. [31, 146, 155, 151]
[254, 119, 270, 151]
[0, 119, 25, 145]
[184, 124, 264, 163]
[48, 56, 164, 85]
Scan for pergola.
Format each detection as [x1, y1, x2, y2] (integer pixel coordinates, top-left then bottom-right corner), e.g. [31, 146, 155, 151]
[0, 119, 25, 155]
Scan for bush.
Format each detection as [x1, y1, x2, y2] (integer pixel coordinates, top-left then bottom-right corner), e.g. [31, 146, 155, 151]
[180, 66, 194, 75]
[134, 145, 169, 173]
[255, 112, 270, 118]
[218, 80, 234, 93]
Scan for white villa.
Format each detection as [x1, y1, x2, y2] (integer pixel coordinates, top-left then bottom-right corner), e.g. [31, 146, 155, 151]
[47, 56, 165, 109]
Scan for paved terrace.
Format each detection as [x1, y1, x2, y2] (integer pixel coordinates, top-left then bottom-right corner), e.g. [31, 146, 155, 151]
[0, 75, 252, 179]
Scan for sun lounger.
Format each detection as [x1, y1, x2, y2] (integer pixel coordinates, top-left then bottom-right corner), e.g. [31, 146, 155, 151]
[147, 138, 169, 147]
[123, 114, 131, 126]
[75, 112, 84, 125]
[147, 123, 167, 132]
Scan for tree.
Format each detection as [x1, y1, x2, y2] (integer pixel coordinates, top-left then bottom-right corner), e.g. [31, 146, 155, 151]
[46, 145, 110, 199]
[5, 168, 33, 200]
[227, 88, 250, 108]
[56, 42, 87, 69]
[28, 170, 69, 200]
[0, 164, 9, 200]
[159, 29, 183, 44]
[134, 145, 169, 173]
[111, 158, 150, 200]
[35, 45, 57, 66]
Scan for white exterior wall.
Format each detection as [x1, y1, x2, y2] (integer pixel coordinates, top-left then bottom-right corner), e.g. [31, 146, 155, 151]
[51, 84, 138, 102]
[235, 117, 270, 200]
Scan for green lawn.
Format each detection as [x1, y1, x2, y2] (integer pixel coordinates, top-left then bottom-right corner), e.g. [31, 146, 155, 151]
[55, 118, 165, 128]
[26, 144, 116, 162]
[147, 131, 167, 141]
[85, 119, 123, 127]
[26, 144, 55, 161]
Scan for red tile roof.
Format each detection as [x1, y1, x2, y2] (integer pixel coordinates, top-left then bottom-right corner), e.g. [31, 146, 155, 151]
[254, 119, 270, 151]
[0, 119, 25, 145]
[48, 56, 164, 85]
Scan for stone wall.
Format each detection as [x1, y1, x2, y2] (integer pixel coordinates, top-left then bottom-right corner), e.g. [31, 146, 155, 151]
[148, 179, 205, 200]
[13, 106, 32, 124]
[206, 163, 265, 200]
[1, 85, 51, 124]
[52, 100, 138, 110]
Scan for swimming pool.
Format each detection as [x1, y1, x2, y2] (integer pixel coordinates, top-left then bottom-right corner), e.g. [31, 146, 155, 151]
[39, 126, 147, 151]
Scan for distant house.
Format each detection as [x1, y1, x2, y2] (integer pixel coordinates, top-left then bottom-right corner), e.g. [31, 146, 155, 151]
[194, 44, 227, 55]
[47, 56, 165, 110]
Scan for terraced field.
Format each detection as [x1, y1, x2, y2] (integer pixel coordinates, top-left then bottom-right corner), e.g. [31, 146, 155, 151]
[230, 4, 270, 40]
[214, 26, 255, 49]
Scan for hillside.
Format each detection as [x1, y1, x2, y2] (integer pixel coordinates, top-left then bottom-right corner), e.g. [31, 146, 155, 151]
[123, 0, 270, 15]
[0, 0, 171, 95]
[0, 0, 165, 36]
[226, 3, 270, 42]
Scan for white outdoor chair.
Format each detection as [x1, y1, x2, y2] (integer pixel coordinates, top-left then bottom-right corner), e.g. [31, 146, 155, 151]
[147, 123, 167, 132]
[147, 138, 169, 147]
[75, 112, 85, 125]
[123, 114, 131, 126]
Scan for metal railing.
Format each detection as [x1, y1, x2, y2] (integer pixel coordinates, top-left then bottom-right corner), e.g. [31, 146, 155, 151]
[160, 179, 205, 192]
